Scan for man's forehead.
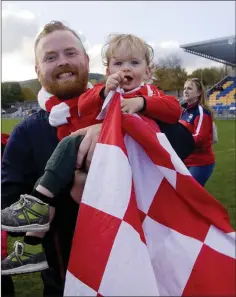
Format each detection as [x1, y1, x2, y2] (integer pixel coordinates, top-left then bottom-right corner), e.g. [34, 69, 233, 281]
[37, 30, 83, 54]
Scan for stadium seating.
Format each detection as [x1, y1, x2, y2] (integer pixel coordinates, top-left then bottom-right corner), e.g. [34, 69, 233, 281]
[208, 76, 236, 115]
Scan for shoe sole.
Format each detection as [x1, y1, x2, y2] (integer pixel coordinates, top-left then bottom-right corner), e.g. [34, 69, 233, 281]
[1, 261, 49, 275]
[1, 223, 50, 232]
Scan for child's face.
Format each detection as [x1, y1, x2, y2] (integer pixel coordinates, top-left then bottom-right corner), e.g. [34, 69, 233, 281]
[107, 44, 151, 91]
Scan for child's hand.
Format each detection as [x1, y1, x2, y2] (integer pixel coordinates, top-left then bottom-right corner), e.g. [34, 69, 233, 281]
[104, 71, 127, 97]
[121, 97, 145, 114]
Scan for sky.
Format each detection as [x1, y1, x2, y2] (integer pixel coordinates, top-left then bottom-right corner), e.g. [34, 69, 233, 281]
[2, 1, 235, 82]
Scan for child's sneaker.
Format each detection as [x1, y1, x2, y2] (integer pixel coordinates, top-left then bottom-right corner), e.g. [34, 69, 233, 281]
[1, 194, 49, 232]
[1, 241, 49, 275]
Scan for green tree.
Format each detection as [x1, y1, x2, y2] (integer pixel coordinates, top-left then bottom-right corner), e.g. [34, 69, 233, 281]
[153, 54, 188, 95]
[1, 82, 24, 108]
[188, 67, 225, 87]
[22, 87, 36, 101]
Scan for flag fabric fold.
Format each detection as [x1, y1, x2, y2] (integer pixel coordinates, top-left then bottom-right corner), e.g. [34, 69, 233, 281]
[64, 89, 235, 296]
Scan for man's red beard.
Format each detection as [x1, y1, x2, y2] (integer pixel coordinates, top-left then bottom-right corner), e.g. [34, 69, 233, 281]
[39, 64, 89, 100]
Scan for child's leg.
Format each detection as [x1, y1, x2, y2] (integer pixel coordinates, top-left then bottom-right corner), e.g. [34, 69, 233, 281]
[1, 134, 85, 275]
[1, 237, 48, 275]
[37, 134, 85, 198]
[1, 134, 85, 233]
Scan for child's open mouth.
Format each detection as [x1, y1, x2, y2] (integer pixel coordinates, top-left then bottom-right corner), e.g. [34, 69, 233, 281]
[124, 75, 133, 83]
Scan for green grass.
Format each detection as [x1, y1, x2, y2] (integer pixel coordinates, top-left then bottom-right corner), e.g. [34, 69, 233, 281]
[2, 118, 235, 297]
[205, 120, 236, 227]
[1, 119, 21, 134]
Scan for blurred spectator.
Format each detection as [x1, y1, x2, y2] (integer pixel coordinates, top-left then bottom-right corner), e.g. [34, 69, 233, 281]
[180, 78, 215, 186]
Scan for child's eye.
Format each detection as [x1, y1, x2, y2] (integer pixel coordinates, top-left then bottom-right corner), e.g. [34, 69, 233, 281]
[131, 60, 139, 65]
[114, 62, 122, 66]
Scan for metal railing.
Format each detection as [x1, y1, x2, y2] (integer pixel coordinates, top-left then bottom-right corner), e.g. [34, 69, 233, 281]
[207, 75, 229, 94]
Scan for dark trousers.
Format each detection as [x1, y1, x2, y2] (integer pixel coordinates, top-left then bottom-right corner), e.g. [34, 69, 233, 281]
[38, 134, 84, 197]
[1, 275, 15, 297]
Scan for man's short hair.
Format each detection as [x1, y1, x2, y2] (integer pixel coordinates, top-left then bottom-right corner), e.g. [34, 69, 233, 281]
[34, 21, 86, 59]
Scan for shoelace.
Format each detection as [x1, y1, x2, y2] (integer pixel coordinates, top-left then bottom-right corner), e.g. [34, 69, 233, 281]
[9, 194, 31, 211]
[7, 241, 24, 260]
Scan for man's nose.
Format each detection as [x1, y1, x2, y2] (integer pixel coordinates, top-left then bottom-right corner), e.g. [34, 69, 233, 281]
[57, 55, 70, 67]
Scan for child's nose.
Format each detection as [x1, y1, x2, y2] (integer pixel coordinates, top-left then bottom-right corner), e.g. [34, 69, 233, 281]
[121, 63, 131, 72]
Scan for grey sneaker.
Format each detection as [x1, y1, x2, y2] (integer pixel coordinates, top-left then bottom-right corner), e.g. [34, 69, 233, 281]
[1, 241, 49, 275]
[1, 194, 50, 232]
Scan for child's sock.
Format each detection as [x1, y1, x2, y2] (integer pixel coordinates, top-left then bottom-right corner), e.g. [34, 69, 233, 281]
[31, 189, 57, 207]
[24, 235, 43, 246]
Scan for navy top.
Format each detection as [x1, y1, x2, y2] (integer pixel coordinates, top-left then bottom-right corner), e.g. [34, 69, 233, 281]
[1, 110, 59, 208]
[1, 109, 79, 279]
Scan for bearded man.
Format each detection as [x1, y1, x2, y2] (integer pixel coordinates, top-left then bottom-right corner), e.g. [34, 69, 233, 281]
[1, 21, 102, 296]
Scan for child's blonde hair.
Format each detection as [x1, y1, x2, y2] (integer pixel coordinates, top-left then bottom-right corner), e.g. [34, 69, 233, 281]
[101, 33, 154, 68]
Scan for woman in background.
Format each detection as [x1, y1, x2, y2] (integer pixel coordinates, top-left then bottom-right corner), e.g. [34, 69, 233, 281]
[179, 78, 215, 187]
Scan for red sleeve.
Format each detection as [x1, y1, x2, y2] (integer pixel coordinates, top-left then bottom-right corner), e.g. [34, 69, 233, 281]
[192, 108, 213, 146]
[142, 85, 182, 124]
[78, 84, 105, 116]
[1, 231, 8, 258]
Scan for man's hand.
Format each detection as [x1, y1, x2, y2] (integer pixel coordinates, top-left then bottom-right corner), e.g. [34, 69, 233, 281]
[70, 170, 87, 204]
[121, 97, 144, 114]
[71, 123, 102, 170]
[104, 71, 127, 97]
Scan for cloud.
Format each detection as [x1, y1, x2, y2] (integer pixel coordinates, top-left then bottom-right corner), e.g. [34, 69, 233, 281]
[2, 54, 37, 82]
[1, 6, 222, 82]
[2, 8, 40, 55]
[87, 40, 222, 76]
[1, 6, 41, 81]
[87, 44, 106, 74]
[151, 41, 222, 73]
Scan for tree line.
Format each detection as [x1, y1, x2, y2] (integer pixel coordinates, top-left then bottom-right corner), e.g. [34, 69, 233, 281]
[1, 58, 227, 109]
[152, 54, 227, 96]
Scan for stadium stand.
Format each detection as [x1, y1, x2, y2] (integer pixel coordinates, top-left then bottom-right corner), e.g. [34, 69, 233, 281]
[180, 36, 236, 117]
[180, 36, 236, 67]
[208, 76, 236, 116]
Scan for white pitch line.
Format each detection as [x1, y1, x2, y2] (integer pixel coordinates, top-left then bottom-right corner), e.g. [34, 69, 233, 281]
[215, 148, 235, 154]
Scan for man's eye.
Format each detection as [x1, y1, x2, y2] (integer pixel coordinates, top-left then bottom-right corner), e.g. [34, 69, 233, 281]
[67, 52, 76, 56]
[46, 56, 56, 62]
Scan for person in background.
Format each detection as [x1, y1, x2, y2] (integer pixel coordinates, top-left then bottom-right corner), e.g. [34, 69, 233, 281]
[179, 78, 215, 186]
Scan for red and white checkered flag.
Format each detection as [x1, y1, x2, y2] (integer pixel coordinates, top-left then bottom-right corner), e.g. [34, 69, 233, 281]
[64, 89, 235, 296]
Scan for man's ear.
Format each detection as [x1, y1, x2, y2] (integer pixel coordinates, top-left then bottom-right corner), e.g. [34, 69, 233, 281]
[35, 65, 40, 82]
[85, 54, 90, 71]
